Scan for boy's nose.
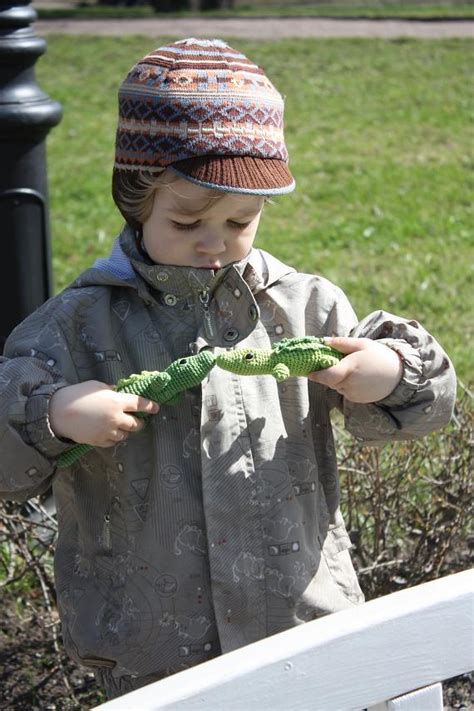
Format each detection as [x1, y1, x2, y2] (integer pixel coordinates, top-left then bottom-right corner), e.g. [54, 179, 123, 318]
[195, 234, 226, 255]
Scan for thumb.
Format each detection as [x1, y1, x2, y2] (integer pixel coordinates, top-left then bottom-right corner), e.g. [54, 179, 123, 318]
[324, 336, 367, 355]
[308, 357, 350, 387]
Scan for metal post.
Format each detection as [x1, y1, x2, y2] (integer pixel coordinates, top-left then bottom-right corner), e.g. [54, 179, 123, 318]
[0, 0, 62, 352]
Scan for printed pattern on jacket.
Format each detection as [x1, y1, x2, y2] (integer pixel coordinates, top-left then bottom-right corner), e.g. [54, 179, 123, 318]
[0, 226, 456, 697]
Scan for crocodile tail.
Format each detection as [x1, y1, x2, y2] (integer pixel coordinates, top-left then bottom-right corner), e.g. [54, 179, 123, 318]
[57, 443, 93, 469]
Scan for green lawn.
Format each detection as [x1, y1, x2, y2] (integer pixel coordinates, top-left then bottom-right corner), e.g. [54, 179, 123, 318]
[38, 37, 473, 381]
[37, 2, 474, 20]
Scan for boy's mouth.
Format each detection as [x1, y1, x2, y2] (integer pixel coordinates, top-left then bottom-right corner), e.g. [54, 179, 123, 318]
[199, 261, 221, 270]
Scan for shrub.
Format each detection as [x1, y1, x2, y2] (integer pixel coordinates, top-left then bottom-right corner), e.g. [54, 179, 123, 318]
[1, 386, 471, 705]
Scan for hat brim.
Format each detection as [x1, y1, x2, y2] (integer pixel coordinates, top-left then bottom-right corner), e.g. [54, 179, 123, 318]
[170, 155, 295, 196]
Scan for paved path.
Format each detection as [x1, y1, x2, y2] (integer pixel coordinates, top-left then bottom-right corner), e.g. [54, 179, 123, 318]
[36, 17, 474, 38]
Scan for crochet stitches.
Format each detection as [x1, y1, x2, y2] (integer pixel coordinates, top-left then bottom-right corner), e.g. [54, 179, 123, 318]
[56, 338, 342, 468]
[215, 336, 343, 382]
[57, 350, 216, 468]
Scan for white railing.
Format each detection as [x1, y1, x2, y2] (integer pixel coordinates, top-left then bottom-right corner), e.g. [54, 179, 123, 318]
[96, 568, 473, 711]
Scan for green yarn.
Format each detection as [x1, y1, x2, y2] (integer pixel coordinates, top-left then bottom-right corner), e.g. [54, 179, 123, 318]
[56, 338, 342, 469]
[57, 350, 216, 469]
[215, 336, 343, 382]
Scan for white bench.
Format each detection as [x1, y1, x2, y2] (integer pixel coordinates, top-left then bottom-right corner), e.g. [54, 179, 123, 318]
[96, 568, 473, 710]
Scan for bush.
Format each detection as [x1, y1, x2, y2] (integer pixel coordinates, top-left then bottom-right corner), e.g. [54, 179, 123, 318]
[1, 386, 471, 706]
[337, 384, 473, 600]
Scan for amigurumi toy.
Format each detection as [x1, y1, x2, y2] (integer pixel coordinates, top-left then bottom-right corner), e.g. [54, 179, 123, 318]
[57, 350, 216, 468]
[215, 336, 343, 382]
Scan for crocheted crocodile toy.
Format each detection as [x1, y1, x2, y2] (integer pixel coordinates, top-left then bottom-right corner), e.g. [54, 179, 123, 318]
[56, 338, 341, 468]
[57, 350, 216, 468]
[215, 336, 343, 382]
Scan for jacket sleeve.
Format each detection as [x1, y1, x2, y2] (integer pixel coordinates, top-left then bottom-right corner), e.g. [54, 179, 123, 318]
[322, 287, 456, 444]
[0, 299, 79, 502]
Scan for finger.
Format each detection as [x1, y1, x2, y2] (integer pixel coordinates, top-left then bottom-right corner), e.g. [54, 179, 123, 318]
[98, 434, 127, 448]
[100, 430, 129, 446]
[121, 394, 160, 414]
[323, 336, 368, 355]
[120, 414, 145, 433]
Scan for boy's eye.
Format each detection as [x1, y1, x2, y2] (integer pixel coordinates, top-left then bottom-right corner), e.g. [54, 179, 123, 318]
[228, 220, 252, 229]
[171, 220, 200, 231]
[171, 219, 252, 231]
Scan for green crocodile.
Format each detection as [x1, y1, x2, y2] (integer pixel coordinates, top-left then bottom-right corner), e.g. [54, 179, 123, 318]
[215, 336, 343, 382]
[57, 350, 216, 468]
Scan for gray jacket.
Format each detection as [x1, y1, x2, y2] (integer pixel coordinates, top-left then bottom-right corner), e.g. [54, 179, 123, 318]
[0, 226, 456, 697]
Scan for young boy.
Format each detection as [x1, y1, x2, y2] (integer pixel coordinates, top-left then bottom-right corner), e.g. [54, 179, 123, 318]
[0, 38, 456, 699]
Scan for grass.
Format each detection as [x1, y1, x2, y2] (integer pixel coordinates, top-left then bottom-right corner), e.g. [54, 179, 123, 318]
[37, 2, 474, 20]
[37, 37, 473, 381]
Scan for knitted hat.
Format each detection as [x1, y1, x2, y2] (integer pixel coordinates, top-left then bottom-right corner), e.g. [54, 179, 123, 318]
[112, 37, 295, 216]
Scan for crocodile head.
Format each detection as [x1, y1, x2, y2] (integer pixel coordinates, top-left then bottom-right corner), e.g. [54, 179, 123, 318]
[164, 350, 217, 392]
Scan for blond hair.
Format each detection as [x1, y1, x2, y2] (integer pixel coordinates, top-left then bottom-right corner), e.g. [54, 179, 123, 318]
[112, 167, 238, 227]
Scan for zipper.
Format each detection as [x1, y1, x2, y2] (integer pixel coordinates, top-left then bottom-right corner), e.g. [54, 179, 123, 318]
[199, 288, 215, 340]
[102, 496, 120, 553]
[102, 514, 111, 552]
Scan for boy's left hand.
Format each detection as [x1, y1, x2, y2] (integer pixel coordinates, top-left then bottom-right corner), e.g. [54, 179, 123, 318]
[308, 337, 403, 404]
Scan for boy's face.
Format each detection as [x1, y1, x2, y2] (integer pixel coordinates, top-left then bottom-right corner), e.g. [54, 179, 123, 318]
[142, 176, 264, 269]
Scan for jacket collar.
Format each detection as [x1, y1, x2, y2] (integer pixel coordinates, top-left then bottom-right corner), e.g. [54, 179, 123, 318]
[117, 224, 295, 299]
[119, 225, 251, 300]
[75, 224, 296, 348]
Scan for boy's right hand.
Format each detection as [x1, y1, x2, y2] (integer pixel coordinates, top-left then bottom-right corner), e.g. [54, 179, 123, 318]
[49, 380, 159, 447]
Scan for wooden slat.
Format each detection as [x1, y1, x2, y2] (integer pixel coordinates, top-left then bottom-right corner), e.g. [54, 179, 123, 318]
[369, 683, 443, 710]
[96, 569, 473, 711]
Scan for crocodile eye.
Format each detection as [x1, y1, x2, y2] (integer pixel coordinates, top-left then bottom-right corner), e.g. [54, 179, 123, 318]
[245, 352, 255, 360]
[178, 359, 187, 365]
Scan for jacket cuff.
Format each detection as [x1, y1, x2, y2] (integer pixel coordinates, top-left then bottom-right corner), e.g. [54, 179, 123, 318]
[23, 383, 76, 458]
[375, 338, 423, 408]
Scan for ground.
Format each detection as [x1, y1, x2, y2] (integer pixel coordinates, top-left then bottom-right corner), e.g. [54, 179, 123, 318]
[1, 591, 103, 709]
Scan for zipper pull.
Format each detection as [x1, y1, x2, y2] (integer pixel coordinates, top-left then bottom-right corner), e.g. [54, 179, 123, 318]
[199, 289, 215, 340]
[103, 514, 111, 551]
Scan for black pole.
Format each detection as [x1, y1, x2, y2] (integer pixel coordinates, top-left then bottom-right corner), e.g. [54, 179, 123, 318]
[0, 0, 62, 352]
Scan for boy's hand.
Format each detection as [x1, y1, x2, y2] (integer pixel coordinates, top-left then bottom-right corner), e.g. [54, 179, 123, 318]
[308, 337, 403, 404]
[49, 380, 159, 447]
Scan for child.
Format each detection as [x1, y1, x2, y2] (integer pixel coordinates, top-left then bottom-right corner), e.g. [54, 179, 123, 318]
[0, 38, 456, 699]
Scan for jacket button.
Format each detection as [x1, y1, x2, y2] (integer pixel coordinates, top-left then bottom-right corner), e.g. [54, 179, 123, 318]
[223, 327, 239, 342]
[248, 304, 258, 321]
[164, 294, 177, 306]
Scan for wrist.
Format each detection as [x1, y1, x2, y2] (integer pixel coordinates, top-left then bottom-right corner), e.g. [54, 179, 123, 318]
[23, 383, 77, 457]
[375, 339, 422, 407]
[49, 386, 73, 440]
[385, 343, 404, 393]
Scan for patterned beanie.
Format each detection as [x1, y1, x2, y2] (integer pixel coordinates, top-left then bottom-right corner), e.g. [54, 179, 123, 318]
[112, 37, 295, 221]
